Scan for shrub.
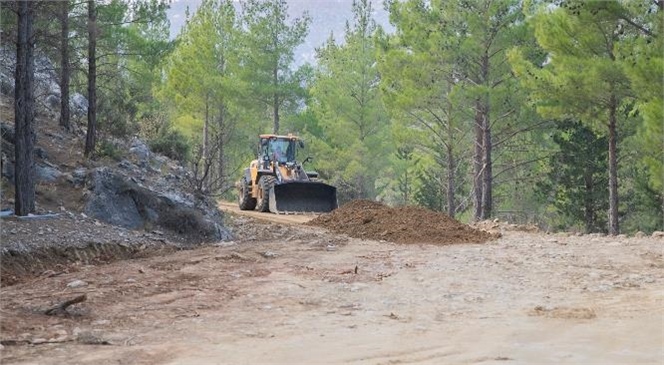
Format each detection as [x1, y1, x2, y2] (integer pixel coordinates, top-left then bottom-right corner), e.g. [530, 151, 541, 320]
[149, 129, 190, 162]
[97, 140, 124, 161]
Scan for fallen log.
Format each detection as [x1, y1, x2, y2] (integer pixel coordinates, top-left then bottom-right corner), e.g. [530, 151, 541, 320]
[44, 294, 87, 316]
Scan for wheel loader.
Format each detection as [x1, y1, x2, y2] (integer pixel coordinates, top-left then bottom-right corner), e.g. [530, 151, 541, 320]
[237, 134, 338, 214]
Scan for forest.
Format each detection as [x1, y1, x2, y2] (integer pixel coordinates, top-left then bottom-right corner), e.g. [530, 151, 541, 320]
[1, 0, 662, 235]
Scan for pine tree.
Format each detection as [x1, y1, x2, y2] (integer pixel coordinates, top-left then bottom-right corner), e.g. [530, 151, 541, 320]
[310, 0, 390, 201]
[239, 0, 310, 134]
[13, 0, 36, 216]
[510, 0, 647, 234]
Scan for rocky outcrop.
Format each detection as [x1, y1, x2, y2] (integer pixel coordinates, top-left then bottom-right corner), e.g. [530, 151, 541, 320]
[0, 47, 88, 116]
[84, 167, 231, 242]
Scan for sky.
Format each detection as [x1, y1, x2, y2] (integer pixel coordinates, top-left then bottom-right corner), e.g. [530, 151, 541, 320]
[166, 0, 392, 66]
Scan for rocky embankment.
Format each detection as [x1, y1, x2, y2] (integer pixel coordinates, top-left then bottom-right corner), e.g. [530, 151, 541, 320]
[1, 49, 232, 284]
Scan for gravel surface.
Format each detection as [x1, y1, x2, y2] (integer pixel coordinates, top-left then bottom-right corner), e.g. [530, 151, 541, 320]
[1, 213, 662, 365]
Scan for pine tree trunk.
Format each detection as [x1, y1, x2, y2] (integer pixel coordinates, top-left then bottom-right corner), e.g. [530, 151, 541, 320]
[447, 143, 455, 218]
[479, 51, 493, 220]
[446, 83, 455, 218]
[14, 0, 36, 216]
[583, 168, 594, 233]
[481, 102, 493, 219]
[203, 95, 209, 190]
[608, 94, 619, 235]
[217, 105, 225, 193]
[473, 99, 484, 221]
[59, 0, 70, 131]
[204, 95, 209, 160]
[84, 0, 96, 157]
[273, 66, 279, 134]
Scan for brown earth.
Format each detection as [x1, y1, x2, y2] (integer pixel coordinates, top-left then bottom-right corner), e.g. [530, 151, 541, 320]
[308, 200, 498, 245]
[1, 212, 663, 365]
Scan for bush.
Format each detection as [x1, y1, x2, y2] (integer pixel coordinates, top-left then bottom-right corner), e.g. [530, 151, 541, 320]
[97, 140, 124, 161]
[149, 129, 190, 162]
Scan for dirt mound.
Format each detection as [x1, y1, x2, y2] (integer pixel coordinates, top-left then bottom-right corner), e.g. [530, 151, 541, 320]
[307, 200, 498, 245]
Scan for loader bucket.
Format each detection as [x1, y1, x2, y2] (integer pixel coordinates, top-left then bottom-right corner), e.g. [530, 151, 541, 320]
[269, 182, 338, 213]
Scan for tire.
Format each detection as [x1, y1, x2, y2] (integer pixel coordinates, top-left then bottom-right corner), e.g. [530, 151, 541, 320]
[238, 178, 257, 211]
[256, 175, 276, 212]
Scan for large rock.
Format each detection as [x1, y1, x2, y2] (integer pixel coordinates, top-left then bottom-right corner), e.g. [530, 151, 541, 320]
[1, 122, 15, 144]
[0, 73, 14, 96]
[84, 168, 231, 241]
[1, 48, 61, 111]
[45, 94, 60, 110]
[71, 93, 88, 116]
[36, 165, 62, 183]
[129, 137, 151, 164]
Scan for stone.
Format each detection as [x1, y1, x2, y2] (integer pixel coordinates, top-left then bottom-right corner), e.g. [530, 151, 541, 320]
[83, 167, 231, 241]
[45, 94, 60, 110]
[71, 93, 88, 116]
[66, 279, 87, 288]
[1, 121, 15, 143]
[37, 164, 62, 182]
[129, 137, 151, 162]
[0, 73, 14, 96]
[34, 147, 48, 159]
[261, 251, 278, 258]
[652, 231, 664, 238]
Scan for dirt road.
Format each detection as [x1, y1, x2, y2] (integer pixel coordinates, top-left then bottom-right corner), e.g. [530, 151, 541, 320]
[218, 200, 318, 225]
[2, 215, 663, 365]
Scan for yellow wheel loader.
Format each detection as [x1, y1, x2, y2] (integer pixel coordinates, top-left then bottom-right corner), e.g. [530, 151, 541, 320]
[237, 134, 338, 214]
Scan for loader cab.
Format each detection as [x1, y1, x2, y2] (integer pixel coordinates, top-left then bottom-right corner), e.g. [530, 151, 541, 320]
[259, 135, 302, 166]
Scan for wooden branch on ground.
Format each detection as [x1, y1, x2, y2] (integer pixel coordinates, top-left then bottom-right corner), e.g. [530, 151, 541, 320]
[44, 294, 86, 316]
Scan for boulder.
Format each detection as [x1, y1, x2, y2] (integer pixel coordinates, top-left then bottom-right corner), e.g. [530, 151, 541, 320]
[37, 164, 62, 183]
[34, 147, 48, 160]
[1, 122, 15, 144]
[69, 167, 87, 187]
[84, 168, 231, 241]
[71, 93, 88, 116]
[45, 94, 60, 110]
[0, 73, 14, 96]
[129, 137, 151, 164]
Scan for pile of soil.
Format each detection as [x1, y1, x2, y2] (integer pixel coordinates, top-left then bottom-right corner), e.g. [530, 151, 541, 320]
[308, 200, 498, 245]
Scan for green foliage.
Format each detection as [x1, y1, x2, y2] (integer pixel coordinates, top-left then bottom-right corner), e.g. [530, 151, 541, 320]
[75, 0, 172, 139]
[6, 0, 660, 233]
[308, 0, 391, 202]
[158, 0, 253, 192]
[509, 1, 633, 125]
[620, 163, 664, 234]
[97, 140, 124, 162]
[413, 166, 446, 212]
[149, 129, 191, 162]
[619, 1, 664, 191]
[379, 0, 536, 218]
[536, 120, 609, 233]
[239, 0, 311, 133]
[510, 0, 662, 233]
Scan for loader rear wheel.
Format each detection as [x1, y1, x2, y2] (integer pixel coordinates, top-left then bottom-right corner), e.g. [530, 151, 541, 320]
[238, 178, 257, 211]
[256, 175, 276, 212]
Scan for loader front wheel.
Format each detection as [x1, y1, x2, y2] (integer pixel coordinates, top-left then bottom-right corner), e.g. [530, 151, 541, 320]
[256, 175, 276, 212]
[238, 178, 257, 211]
